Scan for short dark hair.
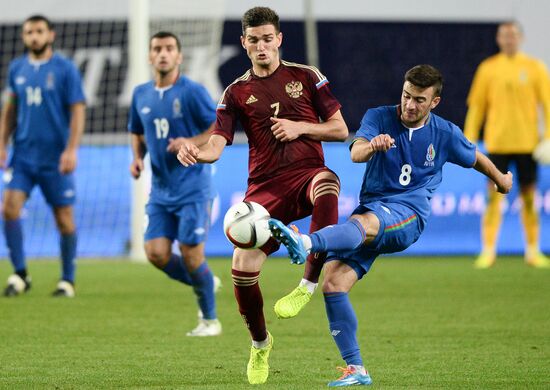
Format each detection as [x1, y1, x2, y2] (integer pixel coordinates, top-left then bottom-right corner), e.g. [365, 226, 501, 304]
[24, 15, 53, 30]
[404, 64, 443, 97]
[498, 20, 523, 34]
[242, 7, 280, 35]
[150, 31, 181, 52]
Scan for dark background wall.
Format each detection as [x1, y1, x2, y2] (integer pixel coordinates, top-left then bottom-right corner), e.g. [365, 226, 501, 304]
[0, 20, 499, 133]
[219, 20, 499, 131]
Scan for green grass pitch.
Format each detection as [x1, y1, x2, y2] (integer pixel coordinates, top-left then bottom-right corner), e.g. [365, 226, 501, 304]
[1, 257, 549, 389]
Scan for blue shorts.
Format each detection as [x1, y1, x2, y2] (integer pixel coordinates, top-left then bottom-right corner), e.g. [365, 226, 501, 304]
[144, 200, 212, 245]
[4, 162, 76, 207]
[327, 201, 423, 279]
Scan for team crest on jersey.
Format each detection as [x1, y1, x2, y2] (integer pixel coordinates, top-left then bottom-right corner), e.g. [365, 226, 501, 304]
[519, 69, 528, 83]
[173, 98, 182, 118]
[285, 81, 303, 98]
[15, 76, 26, 85]
[424, 144, 436, 167]
[46, 72, 55, 90]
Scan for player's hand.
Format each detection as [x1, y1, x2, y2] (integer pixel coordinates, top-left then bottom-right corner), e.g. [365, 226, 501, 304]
[495, 171, 513, 194]
[369, 134, 395, 153]
[59, 149, 77, 174]
[270, 117, 304, 142]
[129, 158, 144, 179]
[166, 137, 186, 154]
[0, 147, 7, 169]
[177, 143, 200, 167]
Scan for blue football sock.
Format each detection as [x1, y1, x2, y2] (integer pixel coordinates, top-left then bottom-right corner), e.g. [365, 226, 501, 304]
[311, 219, 366, 252]
[324, 292, 363, 366]
[190, 262, 216, 320]
[60, 233, 77, 283]
[162, 254, 193, 285]
[4, 219, 26, 273]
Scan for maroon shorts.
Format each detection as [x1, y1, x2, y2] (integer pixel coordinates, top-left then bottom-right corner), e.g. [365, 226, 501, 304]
[244, 166, 336, 255]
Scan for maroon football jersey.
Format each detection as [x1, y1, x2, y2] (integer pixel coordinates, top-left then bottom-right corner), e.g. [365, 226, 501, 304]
[213, 60, 341, 180]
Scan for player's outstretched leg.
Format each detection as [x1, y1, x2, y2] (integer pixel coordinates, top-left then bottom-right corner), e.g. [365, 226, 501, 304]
[269, 218, 367, 266]
[268, 219, 308, 265]
[247, 331, 274, 384]
[269, 217, 368, 319]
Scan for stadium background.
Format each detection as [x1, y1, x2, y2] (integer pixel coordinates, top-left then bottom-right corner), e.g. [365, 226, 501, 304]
[0, 0, 549, 259]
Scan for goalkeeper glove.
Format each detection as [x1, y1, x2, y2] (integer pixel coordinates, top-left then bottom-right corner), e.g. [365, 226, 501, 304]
[533, 139, 550, 164]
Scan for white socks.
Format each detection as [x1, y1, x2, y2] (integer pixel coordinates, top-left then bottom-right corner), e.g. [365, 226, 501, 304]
[299, 278, 317, 294]
[349, 364, 367, 375]
[252, 334, 270, 349]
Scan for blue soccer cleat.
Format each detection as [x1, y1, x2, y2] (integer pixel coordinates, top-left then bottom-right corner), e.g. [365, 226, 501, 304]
[268, 219, 307, 265]
[327, 366, 373, 387]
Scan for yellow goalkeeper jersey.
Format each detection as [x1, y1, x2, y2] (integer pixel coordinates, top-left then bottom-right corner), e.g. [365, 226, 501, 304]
[464, 52, 550, 153]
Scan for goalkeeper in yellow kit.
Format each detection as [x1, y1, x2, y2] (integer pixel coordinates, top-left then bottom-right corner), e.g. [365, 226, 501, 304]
[465, 21, 550, 268]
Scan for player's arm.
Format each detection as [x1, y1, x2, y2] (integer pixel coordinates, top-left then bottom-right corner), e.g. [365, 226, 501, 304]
[270, 110, 348, 142]
[473, 150, 513, 194]
[59, 102, 86, 174]
[463, 64, 488, 143]
[129, 133, 147, 179]
[166, 122, 215, 153]
[350, 134, 395, 163]
[533, 62, 550, 164]
[0, 95, 16, 168]
[177, 134, 227, 167]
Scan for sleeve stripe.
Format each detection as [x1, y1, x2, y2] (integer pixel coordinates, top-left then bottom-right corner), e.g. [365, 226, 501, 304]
[217, 70, 251, 106]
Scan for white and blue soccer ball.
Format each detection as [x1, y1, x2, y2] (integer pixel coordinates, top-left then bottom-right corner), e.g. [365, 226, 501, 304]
[223, 201, 271, 249]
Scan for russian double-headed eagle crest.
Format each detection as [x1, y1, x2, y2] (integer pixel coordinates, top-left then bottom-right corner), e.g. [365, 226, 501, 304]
[285, 81, 303, 98]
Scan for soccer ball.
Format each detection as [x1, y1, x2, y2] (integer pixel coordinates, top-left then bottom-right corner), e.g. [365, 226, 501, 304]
[223, 201, 271, 249]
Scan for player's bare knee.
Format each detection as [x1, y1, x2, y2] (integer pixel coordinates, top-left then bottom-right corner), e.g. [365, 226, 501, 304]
[57, 219, 75, 235]
[180, 244, 205, 271]
[232, 248, 265, 272]
[321, 276, 338, 293]
[2, 193, 25, 220]
[351, 213, 380, 244]
[2, 203, 21, 220]
[144, 246, 170, 268]
[53, 206, 75, 234]
[321, 271, 349, 293]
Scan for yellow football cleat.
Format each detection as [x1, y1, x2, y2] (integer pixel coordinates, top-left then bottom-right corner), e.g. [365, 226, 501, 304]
[274, 286, 312, 319]
[525, 252, 550, 268]
[474, 252, 496, 269]
[247, 332, 274, 385]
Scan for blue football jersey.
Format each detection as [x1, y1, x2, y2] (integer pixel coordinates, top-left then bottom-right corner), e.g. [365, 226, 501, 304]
[355, 105, 476, 229]
[7, 53, 85, 168]
[128, 75, 216, 205]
